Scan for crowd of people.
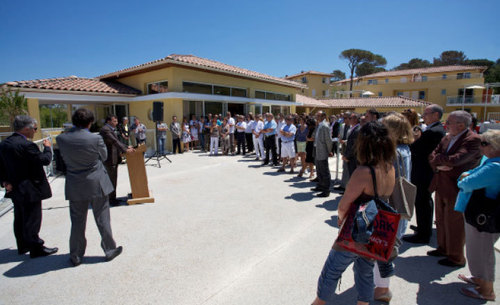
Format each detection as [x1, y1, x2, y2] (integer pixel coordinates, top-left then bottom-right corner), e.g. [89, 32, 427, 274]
[0, 104, 499, 303]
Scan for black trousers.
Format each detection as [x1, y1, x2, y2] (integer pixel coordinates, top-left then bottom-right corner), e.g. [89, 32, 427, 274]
[264, 135, 277, 165]
[236, 132, 246, 154]
[13, 199, 44, 251]
[245, 133, 254, 152]
[315, 159, 331, 192]
[104, 163, 118, 202]
[347, 158, 358, 176]
[172, 138, 181, 154]
[414, 184, 434, 239]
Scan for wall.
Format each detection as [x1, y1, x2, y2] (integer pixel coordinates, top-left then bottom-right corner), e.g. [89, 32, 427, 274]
[288, 74, 331, 98]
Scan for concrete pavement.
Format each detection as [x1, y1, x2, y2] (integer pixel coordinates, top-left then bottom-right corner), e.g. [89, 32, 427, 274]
[0, 151, 498, 305]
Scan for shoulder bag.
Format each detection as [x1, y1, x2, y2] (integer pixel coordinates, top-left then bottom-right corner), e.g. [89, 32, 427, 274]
[389, 151, 416, 220]
[464, 188, 500, 233]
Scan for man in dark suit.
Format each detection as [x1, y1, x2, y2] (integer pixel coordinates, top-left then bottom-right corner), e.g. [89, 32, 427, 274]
[330, 115, 340, 156]
[403, 104, 446, 244]
[100, 115, 134, 205]
[428, 110, 481, 267]
[343, 112, 361, 177]
[57, 109, 123, 266]
[0, 115, 58, 258]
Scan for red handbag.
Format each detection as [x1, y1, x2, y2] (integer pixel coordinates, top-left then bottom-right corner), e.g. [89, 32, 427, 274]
[333, 167, 401, 262]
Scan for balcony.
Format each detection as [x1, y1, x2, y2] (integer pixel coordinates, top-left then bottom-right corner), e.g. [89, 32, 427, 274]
[333, 72, 484, 87]
[447, 95, 500, 106]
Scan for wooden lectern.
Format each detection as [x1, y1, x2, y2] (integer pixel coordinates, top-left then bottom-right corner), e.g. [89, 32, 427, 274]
[125, 144, 155, 205]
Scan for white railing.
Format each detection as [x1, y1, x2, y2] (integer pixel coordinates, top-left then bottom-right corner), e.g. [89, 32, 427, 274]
[33, 136, 55, 177]
[446, 95, 500, 105]
[333, 72, 484, 87]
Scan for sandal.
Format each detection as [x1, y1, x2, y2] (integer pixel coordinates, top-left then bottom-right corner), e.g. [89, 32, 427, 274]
[374, 288, 392, 303]
[460, 286, 496, 301]
[458, 274, 477, 285]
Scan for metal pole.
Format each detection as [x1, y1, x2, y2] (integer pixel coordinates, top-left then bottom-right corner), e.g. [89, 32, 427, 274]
[462, 85, 466, 110]
[484, 84, 489, 122]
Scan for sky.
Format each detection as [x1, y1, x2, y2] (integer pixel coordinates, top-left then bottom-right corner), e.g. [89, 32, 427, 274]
[0, 0, 499, 83]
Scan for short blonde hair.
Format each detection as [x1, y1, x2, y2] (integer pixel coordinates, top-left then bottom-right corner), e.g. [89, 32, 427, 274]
[481, 129, 500, 151]
[383, 113, 414, 145]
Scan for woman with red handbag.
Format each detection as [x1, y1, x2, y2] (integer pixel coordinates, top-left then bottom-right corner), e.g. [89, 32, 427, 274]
[312, 122, 396, 305]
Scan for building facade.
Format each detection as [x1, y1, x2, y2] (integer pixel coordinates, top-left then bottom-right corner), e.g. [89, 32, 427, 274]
[285, 71, 334, 98]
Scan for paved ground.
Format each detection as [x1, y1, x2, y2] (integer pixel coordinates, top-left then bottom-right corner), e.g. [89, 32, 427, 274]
[0, 151, 498, 305]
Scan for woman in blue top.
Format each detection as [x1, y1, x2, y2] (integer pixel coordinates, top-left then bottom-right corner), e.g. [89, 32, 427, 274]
[456, 129, 500, 302]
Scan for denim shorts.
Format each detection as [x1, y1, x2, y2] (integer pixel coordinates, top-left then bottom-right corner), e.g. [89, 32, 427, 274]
[317, 249, 374, 303]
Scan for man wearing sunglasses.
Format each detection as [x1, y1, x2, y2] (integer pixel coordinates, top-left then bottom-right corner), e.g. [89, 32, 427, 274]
[0, 115, 58, 258]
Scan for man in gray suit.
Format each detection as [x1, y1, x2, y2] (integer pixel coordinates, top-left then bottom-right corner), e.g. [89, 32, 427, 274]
[311, 111, 333, 198]
[57, 108, 124, 266]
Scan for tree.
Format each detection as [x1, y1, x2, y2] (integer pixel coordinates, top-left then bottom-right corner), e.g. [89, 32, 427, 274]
[339, 49, 387, 95]
[355, 54, 386, 76]
[0, 86, 28, 129]
[433, 50, 467, 66]
[393, 58, 432, 70]
[331, 69, 346, 81]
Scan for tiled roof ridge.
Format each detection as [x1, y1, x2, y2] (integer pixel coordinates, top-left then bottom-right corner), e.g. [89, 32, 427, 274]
[285, 70, 334, 79]
[5, 76, 141, 95]
[98, 53, 305, 88]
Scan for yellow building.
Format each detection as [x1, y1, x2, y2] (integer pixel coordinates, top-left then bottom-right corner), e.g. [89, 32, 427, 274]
[332, 65, 500, 121]
[3, 54, 306, 151]
[285, 71, 334, 98]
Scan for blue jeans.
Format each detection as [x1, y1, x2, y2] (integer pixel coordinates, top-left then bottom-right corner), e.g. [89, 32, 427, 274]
[158, 137, 166, 155]
[317, 249, 374, 303]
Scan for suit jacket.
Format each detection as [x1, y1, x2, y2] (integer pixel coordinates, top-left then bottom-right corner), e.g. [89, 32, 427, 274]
[57, 128, 114, 201]
[0, 133, 52, 202]
[429, 129, 481, 203]
[410, 121, 445, 187]
[100, 124, 127, 166]
[331, 121, 340, 138]
[344, 124, 360, 162]
[314, 120, 333, 160]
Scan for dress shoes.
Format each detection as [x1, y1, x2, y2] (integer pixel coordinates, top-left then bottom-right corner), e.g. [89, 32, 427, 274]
[410, 225, 419, 232]
[18, 248, 29, 255]
[438, 258, 465, 268]
[70, 256, 82, 267]
[105, 246, 123, 262]
[311, 187, 322, 192]
[30, 246, 58, 258]
[427, 249, 446, 257]
[316, 192, 330, 198]
[333, 186, 345, 191]
[310, 177, 319, 182]
[402, 234, 430, 244]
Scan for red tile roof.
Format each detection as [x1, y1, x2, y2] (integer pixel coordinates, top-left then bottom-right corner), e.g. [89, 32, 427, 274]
[334, 65, 488, 84]
[285, 70, 334, 79]
[99, 54, 306, 89]
[296, 94, 430, 109]
[5, 76, 141, 95]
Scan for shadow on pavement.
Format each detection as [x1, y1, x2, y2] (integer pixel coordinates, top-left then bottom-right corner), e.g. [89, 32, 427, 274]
[323, 286, 358, 304]
[398, 229, 438, 255]
[394, 255, 471, 305]
[287, 181, 315, 189]
[325, 215, 339, 228]
[285, 192, 315, 202]
[263, 171, 281, 176]
[2, 253, 106, 277]
[0, 249, 27, 264]
[316, 197, 341, 212]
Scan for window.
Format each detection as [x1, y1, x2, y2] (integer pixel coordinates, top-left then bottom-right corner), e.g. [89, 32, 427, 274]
[457, 72, 471, 79]
[442, 74, 447, 80]
[322, 77, 329, 84]
[400, 77, 407, 83]
[368, 80, 373, 85]
[255, 91, 266, 99]
[312, 89, 316, 96]
[183, 82, 212, 94]
[419, 91, 426, 100]
[301, 77, 307, 83]
[231, 88, 247, 97]
[422, 76, 428, 82]
[205, 102, 223, 115]
[255, 90, 290, 101]
[441, 89, 447, 95]
[367, 79, 377, 85]
[385, 78, 389, 83]
[323, 90, 329, 97]
[147, 80, 168, 94]
[214, 85, 230, 96]
[397, 91, 403, 96]
[378, 92, 382, 97]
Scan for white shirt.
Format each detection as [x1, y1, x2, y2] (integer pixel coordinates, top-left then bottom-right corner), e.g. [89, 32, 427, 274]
[446, 128, 468, 153]
[245, 120, 254, 133]
[236, 121, 247, 133]
[254, 120, 264, 139]
[228, 117, 236, 133]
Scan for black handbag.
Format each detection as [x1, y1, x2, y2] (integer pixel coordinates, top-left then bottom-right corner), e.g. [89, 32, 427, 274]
[464, 188, 500, 233]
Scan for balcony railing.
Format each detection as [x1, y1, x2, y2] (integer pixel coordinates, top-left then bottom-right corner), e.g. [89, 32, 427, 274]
[334, 72, 484, 87]
[447, 95, 500, 105]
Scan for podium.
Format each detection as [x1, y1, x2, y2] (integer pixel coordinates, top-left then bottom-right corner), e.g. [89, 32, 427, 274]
[125, 144, 155, 205]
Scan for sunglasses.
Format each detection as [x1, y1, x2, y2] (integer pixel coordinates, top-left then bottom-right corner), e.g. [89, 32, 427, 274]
[480, 141, 490, 147]
[32, 127, 38, 131]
